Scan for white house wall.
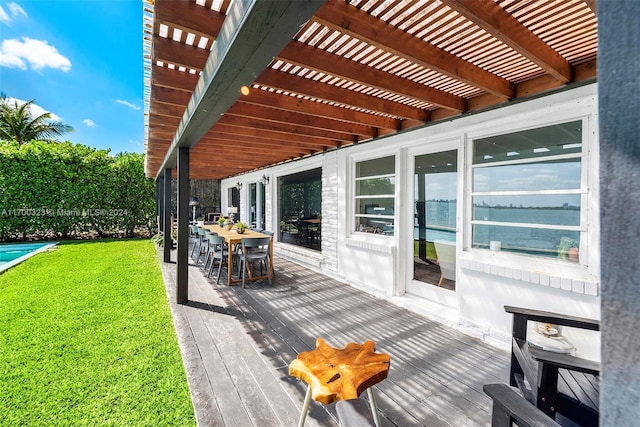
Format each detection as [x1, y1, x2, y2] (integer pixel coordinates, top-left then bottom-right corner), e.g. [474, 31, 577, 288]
[224, 83, 600, 359]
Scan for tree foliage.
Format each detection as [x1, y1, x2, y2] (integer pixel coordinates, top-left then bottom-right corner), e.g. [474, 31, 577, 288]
[0, 140, 156, 240]
[0, 95, 74, 144]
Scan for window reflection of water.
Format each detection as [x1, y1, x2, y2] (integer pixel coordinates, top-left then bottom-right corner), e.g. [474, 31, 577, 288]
[414, 203, 581, 256]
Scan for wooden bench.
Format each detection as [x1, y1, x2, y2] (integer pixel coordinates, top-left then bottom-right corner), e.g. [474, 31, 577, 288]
[505, 306, 600, 427]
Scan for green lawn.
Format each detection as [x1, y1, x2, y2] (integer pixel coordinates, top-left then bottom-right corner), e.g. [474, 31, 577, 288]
[0, 240, 195, 426]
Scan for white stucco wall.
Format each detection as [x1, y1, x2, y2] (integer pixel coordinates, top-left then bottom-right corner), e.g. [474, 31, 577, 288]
[224, 83, 600, 359]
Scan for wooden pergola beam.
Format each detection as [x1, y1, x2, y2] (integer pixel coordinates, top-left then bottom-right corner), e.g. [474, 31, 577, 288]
[212, 123, 336, 149]
[151, 86, 192, 106]
[239, 88, 400, 130]
[153, 36, 209, 71]
[278, 41, 467, 112]
[256, 68, 429, 122]
[584, 0, 596, 14]
[314, 0, 514, 99]
[228, 102, 376, 138]
[220, 113, 357, 143]
[154, 0, 224, 42]
[148, 113, 181, 127]
[151, 65, 199, 91]
[150, 102, 185, 119]
[202, 133, 326, 152]
[441, 0, 573, 83]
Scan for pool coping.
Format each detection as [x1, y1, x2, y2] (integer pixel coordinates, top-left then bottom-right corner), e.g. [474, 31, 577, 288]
[0, 242, 59, 274]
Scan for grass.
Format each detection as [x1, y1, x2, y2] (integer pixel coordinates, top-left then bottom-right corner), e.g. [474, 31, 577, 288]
[0, 240, 196, 426]
[414, 240, 437, 259]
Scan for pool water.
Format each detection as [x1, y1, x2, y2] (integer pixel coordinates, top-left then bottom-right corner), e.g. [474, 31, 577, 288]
[0, 242, 58, 272]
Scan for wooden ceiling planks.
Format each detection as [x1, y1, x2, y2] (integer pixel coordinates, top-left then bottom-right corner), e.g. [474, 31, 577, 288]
[143, 0, 598, 179]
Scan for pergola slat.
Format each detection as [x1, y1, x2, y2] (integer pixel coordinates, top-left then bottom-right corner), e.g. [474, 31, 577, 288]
[150, 65, 199, 92]
[278, 41, 467, 112]
[239, 88, 400, 131]
[229, 102, 376, 138]
[314, 0, 514, 99]
[255, 68, 429, 122]
[441, 0, 573, 83]
[154, 0, 224, 42]
[153, 36, 209, 72]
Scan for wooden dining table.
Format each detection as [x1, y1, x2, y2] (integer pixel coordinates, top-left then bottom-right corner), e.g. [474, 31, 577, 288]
[203, 224, 273, 286]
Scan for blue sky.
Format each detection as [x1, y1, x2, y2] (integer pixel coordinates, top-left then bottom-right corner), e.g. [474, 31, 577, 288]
[0, 0, 144, 154]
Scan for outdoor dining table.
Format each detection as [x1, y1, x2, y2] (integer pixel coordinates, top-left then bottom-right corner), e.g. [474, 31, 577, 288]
[203, 224, 273, 286]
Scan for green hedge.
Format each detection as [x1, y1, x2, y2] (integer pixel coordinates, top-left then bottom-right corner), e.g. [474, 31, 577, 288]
[0, 140, 156, 240]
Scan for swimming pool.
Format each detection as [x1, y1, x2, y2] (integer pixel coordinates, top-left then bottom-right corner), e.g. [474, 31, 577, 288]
[0, 242, 58, 273]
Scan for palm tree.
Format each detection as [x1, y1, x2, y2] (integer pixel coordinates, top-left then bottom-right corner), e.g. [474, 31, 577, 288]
[0, 94, 74, 144]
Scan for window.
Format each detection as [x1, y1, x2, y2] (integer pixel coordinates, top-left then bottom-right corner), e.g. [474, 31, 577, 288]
[355, 156, 395, 235]
[471, 121, 584, 261]
[278, 168, 322, 251]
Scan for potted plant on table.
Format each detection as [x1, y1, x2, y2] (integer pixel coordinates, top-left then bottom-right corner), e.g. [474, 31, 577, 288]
[236, 221, 248, 234]
[217, 216, 226, 228]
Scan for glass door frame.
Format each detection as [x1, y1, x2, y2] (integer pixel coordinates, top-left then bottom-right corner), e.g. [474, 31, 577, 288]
[248, 182, 266, 230]
[402, 138, 462, 307]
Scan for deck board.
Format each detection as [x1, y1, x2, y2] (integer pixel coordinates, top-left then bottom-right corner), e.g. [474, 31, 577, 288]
[160, 248, 510, 426]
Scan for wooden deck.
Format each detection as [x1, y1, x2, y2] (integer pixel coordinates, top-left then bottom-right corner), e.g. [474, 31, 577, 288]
[159, 248, 510, 426]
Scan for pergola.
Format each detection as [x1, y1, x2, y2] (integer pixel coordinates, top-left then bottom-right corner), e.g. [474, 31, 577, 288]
[144, 0, 598, 306]
[143, 0, 597, 180]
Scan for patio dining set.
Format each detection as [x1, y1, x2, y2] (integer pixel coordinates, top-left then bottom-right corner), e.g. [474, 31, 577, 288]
[189, 223, 273, 288]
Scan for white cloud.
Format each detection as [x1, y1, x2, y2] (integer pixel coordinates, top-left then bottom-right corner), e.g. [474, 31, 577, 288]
[0, 2, 26, 24]
[0, 7, 9, 23]
[83, 119, 96, 128]
[5, 97, 62, 121]
[0, 37, 71, 71]
[8, 2, 26, 18]
[115, 99, 141, 110]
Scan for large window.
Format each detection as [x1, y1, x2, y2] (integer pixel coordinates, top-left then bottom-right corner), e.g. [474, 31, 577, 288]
[278, 168, 322, 251]
[355, 156, 395, 235]
[471, 121, 584, 261]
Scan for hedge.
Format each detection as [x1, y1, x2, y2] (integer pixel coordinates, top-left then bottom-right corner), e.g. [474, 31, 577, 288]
[0, 140, 156, 240]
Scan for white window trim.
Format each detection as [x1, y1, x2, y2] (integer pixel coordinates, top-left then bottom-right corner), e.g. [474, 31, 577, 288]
[349, 152, 398, 239]
[404, 138, 463, 298]
[462, 111, 599, 295]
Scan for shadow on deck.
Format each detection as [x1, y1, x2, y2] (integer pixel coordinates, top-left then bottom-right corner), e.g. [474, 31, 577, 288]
[159, 248, 509, 427]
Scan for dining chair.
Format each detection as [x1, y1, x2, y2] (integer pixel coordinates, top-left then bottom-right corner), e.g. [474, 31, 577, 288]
[296, 219, 311, 246]
[207, 234, 230, 284]
[238, 236, 272, 288]
[193, 227, 209, 265]
[189, 225, 199, 255]
[202, 230, 218, 271]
